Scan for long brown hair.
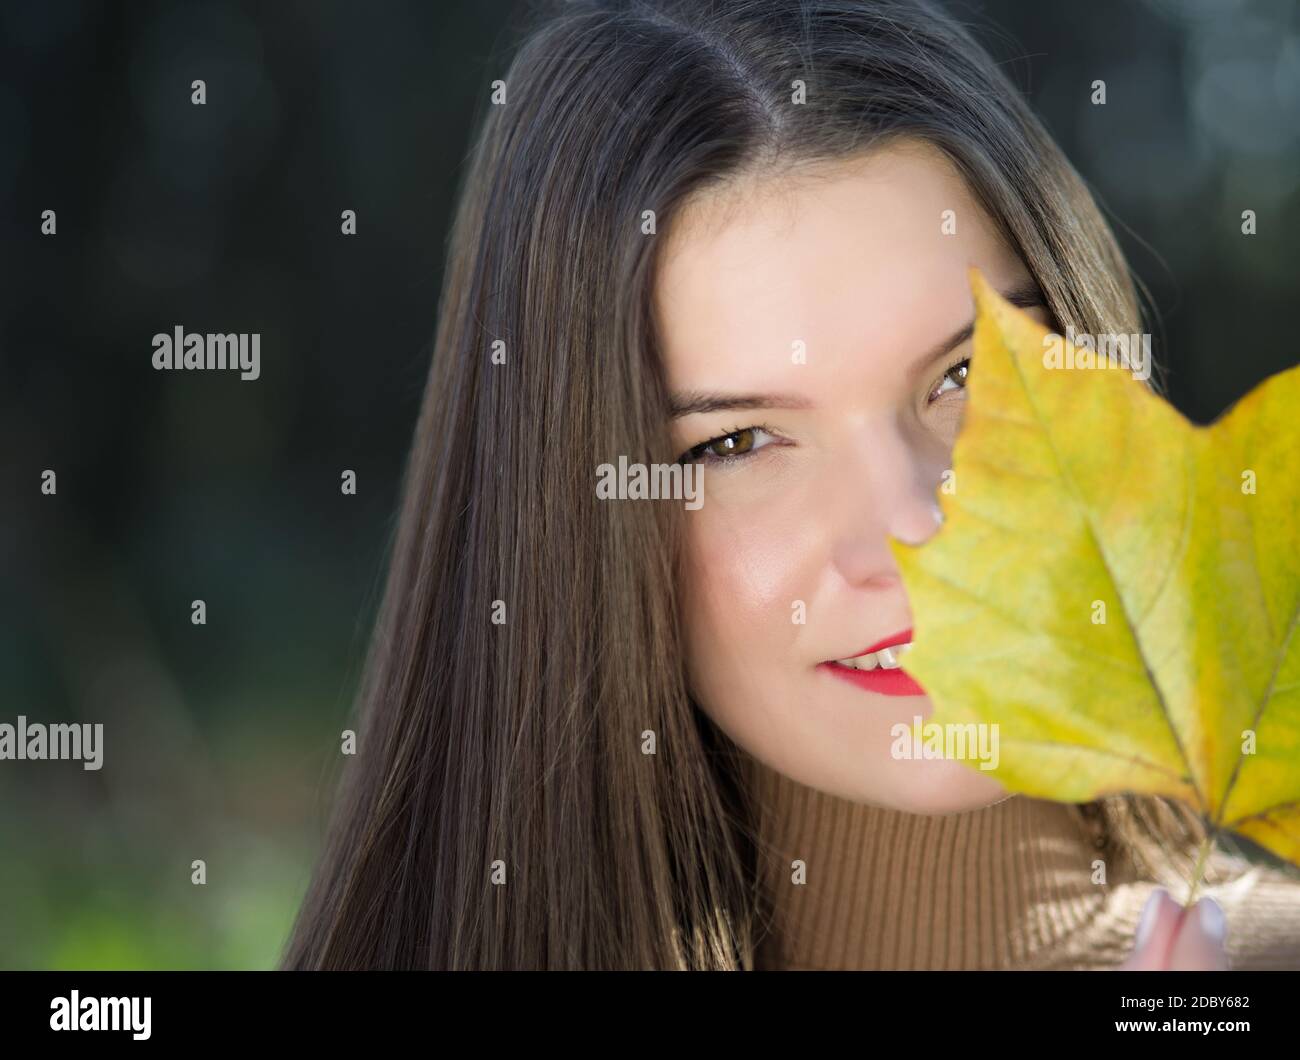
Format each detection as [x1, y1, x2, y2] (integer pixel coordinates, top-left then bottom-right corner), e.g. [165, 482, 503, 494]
[282, 0, 1211, 970]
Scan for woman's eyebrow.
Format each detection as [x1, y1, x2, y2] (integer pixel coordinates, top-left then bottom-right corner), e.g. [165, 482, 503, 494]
[668, 391, 814, 418]
[911, 280, 1047, 379]
[668, 280, 1047, 420]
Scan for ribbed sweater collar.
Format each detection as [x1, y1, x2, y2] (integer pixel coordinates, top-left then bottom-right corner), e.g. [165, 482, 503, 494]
[745, 752, 1121, 970]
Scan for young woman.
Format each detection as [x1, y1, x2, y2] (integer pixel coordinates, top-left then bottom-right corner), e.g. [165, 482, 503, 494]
[282, 0, 1300, 970]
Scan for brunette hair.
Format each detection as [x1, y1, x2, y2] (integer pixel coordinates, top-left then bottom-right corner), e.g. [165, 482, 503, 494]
[282, 0, 1212, 970]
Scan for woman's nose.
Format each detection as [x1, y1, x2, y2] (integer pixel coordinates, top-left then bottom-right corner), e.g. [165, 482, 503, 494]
[829, 430, 946, 587]
[892, 492, 945, 547]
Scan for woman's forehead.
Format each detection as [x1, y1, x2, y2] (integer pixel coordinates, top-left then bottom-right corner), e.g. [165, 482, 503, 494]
[653, 142, 1024, 385]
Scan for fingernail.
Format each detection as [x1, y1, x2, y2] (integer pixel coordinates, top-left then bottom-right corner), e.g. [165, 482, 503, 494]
[1134, 888, 1165, 950]
[1196, 896, 1226, 944]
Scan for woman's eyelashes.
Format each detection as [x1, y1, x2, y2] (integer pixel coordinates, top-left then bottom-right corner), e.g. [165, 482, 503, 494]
[679, 425, 780, 466]
[928, 354, 971, 403]
[676, 360, 973, 466]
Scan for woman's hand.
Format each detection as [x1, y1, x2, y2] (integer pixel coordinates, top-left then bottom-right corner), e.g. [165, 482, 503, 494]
[1119, 887, 1229, 970]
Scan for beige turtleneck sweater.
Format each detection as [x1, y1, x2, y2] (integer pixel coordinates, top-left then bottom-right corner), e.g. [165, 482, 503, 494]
[746, 754, 1300, 970]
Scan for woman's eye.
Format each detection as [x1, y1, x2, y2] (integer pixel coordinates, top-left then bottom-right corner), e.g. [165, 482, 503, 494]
[929, 357, 970, 401]
[682, 426, 776, 465]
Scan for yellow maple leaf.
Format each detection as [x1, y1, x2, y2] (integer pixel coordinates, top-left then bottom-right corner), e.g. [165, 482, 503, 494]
[889, 268, 1300, 871]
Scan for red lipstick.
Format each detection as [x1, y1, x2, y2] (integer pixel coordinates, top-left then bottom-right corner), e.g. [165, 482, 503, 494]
[854, 629, 914, 656]
[820, 627, 927, 697]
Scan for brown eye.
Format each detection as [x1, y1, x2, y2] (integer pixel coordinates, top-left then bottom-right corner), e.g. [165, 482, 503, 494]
[930, 357, 970, 401]
[704, 428, 756, 458]
[680, 425, 778, 465]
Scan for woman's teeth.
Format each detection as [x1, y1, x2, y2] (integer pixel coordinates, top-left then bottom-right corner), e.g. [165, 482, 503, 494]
[833, 643, 912, 670]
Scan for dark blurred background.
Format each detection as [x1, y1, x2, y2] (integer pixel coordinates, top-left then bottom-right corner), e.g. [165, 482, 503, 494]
[1, 0, 1297, 968]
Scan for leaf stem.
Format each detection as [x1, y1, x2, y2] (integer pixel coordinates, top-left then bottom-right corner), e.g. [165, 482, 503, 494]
[1184, 828, 1218, 906]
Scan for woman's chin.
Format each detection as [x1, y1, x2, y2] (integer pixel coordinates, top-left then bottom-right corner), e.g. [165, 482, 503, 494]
[880, 759, 1011, 814]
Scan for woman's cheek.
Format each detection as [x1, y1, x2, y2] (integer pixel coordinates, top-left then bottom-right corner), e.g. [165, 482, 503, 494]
[683, 494, 824, 660]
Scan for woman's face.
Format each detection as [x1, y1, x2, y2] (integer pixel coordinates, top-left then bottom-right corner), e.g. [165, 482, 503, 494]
[655, 139, 1054, 813]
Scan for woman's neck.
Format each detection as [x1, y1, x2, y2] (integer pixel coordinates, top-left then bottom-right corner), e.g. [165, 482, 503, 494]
[743, 752, 1126, 969]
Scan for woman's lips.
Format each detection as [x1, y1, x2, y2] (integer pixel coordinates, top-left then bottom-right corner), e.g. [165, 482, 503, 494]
[820, 661, 926, 696]
[852, 628, 914, 656]
[821, 626, 927, 697]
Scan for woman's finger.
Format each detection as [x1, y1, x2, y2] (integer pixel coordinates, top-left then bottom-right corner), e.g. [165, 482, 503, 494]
[1166, 896, 1229, 971]
[1118, 888, 1183, 970]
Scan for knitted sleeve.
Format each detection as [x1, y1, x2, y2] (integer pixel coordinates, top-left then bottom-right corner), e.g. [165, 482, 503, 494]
[1028, 854, 1300, 970]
